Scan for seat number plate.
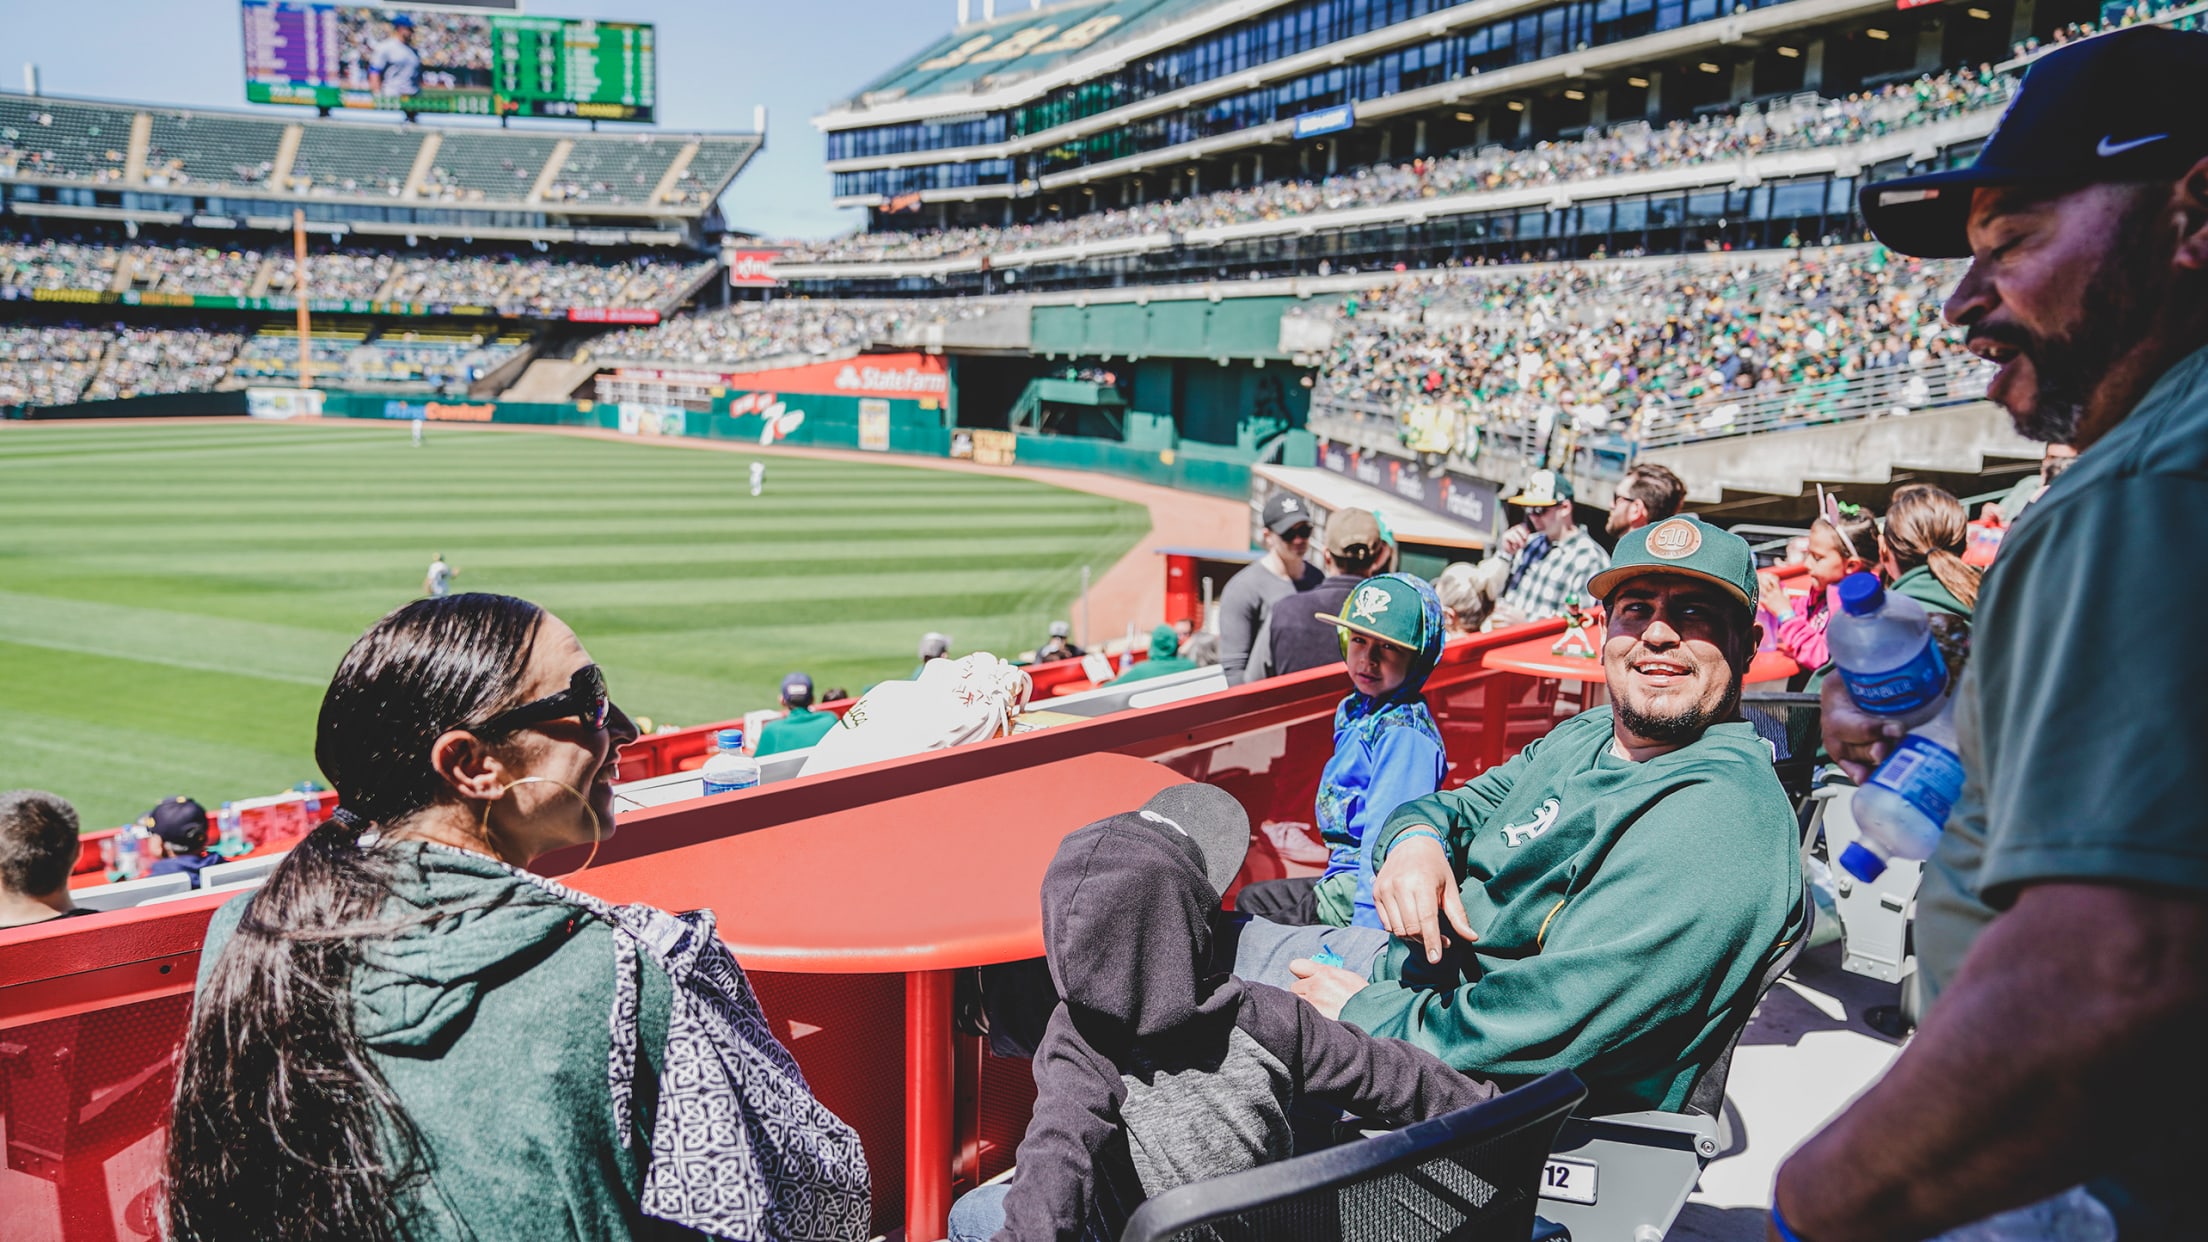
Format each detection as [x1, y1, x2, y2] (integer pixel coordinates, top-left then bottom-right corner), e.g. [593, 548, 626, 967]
[1539, 1157, 1598, 1205]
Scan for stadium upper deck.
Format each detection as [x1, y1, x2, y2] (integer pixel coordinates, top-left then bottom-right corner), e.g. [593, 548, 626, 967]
[815, 0, 2097, 233]
[0, 91, 761, 247]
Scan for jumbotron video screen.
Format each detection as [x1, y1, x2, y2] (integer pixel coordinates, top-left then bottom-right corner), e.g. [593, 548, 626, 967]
[240, 0, 656, 121]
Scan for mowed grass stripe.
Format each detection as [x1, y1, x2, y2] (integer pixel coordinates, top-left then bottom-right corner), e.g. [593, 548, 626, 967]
[0, 422, 1148, 831]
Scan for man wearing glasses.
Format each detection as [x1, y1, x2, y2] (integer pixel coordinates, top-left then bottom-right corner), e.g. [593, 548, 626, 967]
[1220, 491, 1323, 683]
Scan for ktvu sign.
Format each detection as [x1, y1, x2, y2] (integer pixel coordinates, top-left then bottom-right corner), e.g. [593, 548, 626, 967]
[1292, 103, 1355, 139]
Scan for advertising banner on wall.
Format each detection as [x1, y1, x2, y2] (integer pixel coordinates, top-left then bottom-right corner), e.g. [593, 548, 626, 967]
[858, 398, 891, 451]
[617, 402, 686, 436]
[648, 353, 948, 400]
[726, 251, 781, 288]
[247, 388, 325, 419]
[1315, 438, 1500, 533]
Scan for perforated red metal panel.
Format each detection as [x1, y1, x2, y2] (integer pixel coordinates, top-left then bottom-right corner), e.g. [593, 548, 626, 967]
[1, 994, 189, 1242]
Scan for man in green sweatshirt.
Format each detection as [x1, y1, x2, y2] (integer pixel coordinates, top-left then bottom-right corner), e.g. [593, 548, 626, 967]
[1277, 516, 1806, 1113]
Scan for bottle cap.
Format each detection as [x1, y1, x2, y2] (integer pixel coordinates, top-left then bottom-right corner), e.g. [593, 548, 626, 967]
[1839, 840, 1889, 882]
[715, 728, 745, 750]
[1837, 572, 1886, 616]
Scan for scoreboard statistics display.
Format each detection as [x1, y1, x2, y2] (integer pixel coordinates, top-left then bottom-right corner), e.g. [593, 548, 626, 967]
[241, 2, 655, 122]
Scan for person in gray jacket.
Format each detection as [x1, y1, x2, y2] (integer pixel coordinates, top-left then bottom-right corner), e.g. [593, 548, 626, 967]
[946, 783, 1491, 1242]
[1218, 492, 1323, 682]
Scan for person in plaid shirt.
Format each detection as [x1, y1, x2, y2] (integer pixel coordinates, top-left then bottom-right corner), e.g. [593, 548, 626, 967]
[1484, 470, 1611, 629]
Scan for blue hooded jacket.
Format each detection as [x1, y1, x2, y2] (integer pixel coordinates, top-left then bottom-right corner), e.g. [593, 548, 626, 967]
[1312, 575, 1449, 928]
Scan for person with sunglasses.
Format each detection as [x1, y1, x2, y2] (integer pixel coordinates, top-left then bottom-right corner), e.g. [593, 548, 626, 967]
[1219, 491, 1323, 683]
[169, 594, 871, 1242]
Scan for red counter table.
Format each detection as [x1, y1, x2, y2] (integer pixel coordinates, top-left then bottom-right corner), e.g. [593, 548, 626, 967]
[570, 750, 1186, 1242]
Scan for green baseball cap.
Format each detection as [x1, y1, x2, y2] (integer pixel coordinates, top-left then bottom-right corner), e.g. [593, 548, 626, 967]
[1586, 516, 1758, 610]
[1323, 575, 1427, 651]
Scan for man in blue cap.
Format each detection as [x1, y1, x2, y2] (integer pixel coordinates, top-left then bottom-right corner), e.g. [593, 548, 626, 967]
[367, 14, 422, 99]
[1781, 26, 2208, 1242]
[755, 672, 836, 757]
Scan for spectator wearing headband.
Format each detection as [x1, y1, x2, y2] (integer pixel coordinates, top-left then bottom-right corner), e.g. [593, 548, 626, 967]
[1756, 498, 1878, 679]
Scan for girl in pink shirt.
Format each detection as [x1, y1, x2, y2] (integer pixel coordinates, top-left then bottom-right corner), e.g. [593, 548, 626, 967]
[1757, 502, 1878, 674]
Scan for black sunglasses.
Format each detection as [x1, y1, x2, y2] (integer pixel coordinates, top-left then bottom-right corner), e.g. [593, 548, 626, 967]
[466, 664, 611, 736]
[1281, 524, 1315, 542]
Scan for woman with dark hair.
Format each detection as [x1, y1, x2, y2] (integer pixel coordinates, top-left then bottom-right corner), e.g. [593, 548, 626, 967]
[167, 594, 870, 1242]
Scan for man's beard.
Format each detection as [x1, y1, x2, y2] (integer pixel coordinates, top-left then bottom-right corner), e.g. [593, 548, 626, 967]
[1615, 679, 1741, 745]
[1977, 198, 2173, 444]
[1605, 506, 1633, 538]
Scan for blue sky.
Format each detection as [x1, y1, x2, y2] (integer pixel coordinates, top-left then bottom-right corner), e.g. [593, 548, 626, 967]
[0, 0, 980, 239]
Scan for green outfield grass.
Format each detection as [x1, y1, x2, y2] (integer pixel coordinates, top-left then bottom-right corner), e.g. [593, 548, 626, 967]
[0, 420, 1148, 832]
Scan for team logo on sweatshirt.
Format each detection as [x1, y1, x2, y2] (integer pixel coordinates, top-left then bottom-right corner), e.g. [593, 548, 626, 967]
[1501, 798, 1561, 847]
[1350, 584, 1391, 623]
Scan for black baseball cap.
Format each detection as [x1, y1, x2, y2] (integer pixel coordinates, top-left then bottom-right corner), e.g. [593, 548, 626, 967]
[1261, 491, 1313, 536]
[1136, 782, 1251, 898]
[1862, 27, 2208, 258]
[145, 796, 209, 850]
[780, 671, 813, 704]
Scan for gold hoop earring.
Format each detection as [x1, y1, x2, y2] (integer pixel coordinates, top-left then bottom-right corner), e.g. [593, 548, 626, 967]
[476, 774, 604, 877]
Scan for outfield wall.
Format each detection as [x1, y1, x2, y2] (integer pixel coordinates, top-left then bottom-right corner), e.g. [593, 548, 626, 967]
[316, 391, 1256, 498]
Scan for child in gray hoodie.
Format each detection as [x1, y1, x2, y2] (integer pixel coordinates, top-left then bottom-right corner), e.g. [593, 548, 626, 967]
[950, 783, 1494, 1242]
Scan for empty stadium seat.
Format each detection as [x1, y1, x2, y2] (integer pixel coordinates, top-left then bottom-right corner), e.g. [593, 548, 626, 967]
[554, 135, 685, 205]
[199, 850, 288, 891]
[288, 122, 426, 197]
[68, 871, 193, 912]
[427, 131, 561, 202]
[143, 110, 284, 188]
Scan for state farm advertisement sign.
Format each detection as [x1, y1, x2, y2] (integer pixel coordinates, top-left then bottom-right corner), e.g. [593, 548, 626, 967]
[724, 353, 949, 400]
[727, 250, 781, 288]
[568, 307, 661, 324]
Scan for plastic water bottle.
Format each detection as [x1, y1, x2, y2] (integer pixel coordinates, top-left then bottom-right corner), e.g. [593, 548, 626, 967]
[115, 826, 145, 881]
[1826, 572, 1948, 726]
[1844, 697, 1963, 882]
[218, 801, 245, 856]
[1827, 572, 1963, 882]
[700, 729, 761, 797]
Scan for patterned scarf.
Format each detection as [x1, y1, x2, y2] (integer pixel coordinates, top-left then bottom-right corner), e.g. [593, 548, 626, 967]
[436, 846, 873, 1241]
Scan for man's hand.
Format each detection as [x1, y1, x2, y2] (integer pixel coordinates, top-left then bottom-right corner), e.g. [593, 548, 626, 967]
[1820, 674, 1908, 785]
[1372, 833, 1477, 964]
[1287, 959, 1369, 1021]
[1499, 525, 1532, 557]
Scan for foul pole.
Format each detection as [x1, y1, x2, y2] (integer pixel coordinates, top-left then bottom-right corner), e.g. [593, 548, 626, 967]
[292, 209, 311, 391]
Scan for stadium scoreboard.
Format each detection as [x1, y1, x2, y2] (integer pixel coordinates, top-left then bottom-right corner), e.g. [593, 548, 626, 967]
[241, 1, 656, 122]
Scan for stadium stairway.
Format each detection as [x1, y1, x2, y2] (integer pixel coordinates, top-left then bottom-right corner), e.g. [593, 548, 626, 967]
[1640, 400, 2040, 504]
[501, 356, 600, 401]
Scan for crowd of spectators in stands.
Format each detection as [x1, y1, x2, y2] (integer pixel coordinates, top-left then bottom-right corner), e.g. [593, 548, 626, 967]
[1295, 245, 1975, 459]
[782, 67, 2014, 267]
[594, 299, 989, 366]
[0, 322, 245, 406]
[0, 232, 708, 311]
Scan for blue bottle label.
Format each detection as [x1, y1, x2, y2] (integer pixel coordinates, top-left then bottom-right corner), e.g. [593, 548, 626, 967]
[1868, 734, 1965, 829]
[1839, 642, 1948, 717]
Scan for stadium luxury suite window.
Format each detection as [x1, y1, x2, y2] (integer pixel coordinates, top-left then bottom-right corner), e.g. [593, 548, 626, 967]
[832, 0, 1808, 182]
